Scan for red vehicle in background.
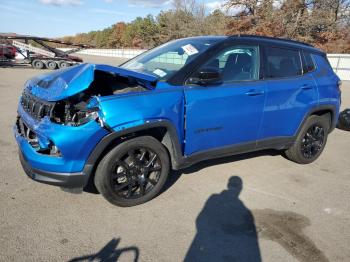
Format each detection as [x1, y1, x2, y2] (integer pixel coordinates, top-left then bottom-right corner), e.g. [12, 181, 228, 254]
[0, 44, 16, 59]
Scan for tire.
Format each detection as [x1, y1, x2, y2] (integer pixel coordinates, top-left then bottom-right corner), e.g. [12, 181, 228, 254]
[337, 109, 350, 131]
[47, 60, 57, 70]
[94, 136, 170, 207]
[58, 61, 69, 69]
[285, 115, 330, 164]
[31, 59, 45, 69]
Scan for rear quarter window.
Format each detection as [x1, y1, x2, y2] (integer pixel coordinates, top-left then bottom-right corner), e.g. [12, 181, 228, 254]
[302, 51, 316, 73]
[264, 47, 302, 78]
[314, 53, 335, 73]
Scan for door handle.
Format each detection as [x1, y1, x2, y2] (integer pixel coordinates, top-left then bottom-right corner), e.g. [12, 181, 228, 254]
[245, 89, 265, 96]
[301, 84, 313, 90]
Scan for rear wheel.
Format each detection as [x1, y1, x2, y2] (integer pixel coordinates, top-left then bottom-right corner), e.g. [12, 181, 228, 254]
[47, 60, 57, 70]
[58, 61, 69, 69]
[285, 115, 329, 164]
[94, 136, 170, 207]
[31, 59, 45, 69]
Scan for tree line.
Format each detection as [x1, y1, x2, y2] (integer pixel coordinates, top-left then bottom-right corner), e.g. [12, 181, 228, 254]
[61, 0, 350, 53]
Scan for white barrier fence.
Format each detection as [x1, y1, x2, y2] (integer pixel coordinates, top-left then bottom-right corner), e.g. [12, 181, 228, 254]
[60, 48, 146, 59]
[327, 54, 350, 81]
[60, 48, 350, 81]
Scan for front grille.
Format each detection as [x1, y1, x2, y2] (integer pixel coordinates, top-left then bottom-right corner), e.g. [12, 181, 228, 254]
[16, 116, 40, 149]
[21, 90, 55, 120]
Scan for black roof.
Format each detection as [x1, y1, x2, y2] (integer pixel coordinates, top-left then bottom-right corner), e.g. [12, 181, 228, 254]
[228, 34, 323, 54]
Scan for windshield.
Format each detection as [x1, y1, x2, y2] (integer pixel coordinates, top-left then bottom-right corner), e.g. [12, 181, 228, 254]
[121, 37, 223, 81]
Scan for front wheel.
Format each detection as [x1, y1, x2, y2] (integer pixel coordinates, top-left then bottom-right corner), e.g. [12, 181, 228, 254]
[285, 115, 329, 164]
[94, 136, 170, 207]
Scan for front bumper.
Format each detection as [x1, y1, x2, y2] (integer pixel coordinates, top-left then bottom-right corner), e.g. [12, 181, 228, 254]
[19, 149, 92, 188]
[14, 102, 109, 189]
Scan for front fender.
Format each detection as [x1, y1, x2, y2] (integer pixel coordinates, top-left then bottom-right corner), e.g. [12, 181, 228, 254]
[96, 86, 185, 143]
[88, 87, 185, 169]
[85, 119, 184, 171]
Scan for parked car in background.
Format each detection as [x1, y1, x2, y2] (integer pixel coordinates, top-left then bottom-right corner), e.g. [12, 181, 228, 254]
[14, 35, 341, 206]
[0, 44, 16, 59]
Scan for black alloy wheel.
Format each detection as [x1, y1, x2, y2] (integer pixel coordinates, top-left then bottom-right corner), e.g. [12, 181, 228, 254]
[301, 124, 325, 159]
[285, 115, 329, 164]
[95, 136, 170, 207]
[110, 147, 162, 199]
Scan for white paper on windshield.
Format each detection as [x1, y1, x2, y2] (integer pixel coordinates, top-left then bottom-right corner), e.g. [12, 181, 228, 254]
[153, 68, 167, 77]
[181, 44, 198, 56]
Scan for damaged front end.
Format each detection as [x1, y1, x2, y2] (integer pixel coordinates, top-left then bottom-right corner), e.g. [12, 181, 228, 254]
[14, 63, 158, 188]
[23, 63, 156, 127]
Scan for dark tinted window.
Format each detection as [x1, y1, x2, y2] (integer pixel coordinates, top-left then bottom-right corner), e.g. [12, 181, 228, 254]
[302, 52, 316, 73]
[265, 47, 302, 78]
[198, 45, 260, 82]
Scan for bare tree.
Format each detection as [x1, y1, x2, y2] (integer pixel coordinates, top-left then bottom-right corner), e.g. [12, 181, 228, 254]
[224, 0, 262, 16]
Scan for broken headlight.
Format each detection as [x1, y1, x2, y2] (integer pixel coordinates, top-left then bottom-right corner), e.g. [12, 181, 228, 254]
[71, 109, 100, 126]
[52, 98, 102, 127]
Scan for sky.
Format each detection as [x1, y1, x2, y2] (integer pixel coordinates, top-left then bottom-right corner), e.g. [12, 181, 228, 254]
[0, 0, 226, 38]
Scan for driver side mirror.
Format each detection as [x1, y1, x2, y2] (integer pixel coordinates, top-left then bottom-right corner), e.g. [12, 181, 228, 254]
[188, 67, 222, 86]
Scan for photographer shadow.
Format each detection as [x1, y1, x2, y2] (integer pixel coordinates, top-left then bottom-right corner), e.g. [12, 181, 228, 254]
[185, 176, 261, 262]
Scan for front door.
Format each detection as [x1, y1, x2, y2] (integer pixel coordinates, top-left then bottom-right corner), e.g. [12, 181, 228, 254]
[184, 44, 266, 156]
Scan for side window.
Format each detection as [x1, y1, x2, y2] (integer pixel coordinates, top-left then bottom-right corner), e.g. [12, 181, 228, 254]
[302, 51, 316, 73]
[197, 45, 260, 82]
[264, 47, 302, 78]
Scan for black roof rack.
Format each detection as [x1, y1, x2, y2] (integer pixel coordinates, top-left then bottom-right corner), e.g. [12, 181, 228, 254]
[229, 34, 314, 47]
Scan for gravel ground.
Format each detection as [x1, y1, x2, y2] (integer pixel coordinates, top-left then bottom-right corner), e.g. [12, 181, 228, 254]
[0, 55, 349, 262]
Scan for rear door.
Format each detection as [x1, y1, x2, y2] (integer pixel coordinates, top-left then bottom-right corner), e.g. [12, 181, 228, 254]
[184, 43, 267, 156]
[258, 46, 318, 142]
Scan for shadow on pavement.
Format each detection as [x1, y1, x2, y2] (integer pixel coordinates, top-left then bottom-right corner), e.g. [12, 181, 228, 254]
[68, 238, 139, 262]
[181, 149, 280, 174]
[184, 176, 261, 262]
[162, 149, 280, 194]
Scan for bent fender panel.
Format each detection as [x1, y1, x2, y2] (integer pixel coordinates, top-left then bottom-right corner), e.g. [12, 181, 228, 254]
[97, 89, 185, 144]
[85, 119, 184, 170]
[85, 87, 186, 169]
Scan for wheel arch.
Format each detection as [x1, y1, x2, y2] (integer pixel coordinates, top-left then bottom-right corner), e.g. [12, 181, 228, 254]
[296, 105, 337, 137]
[83, 120, 183, 186]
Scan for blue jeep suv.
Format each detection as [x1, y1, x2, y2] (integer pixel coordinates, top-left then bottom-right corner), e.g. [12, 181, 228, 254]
[14, 35, 341, 206]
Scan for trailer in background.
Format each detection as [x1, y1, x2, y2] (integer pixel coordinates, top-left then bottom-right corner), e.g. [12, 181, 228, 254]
[0, 35, 94, 69]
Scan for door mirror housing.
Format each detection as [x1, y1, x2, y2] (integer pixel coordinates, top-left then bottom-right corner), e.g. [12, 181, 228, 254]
[188, 67, 222, 86]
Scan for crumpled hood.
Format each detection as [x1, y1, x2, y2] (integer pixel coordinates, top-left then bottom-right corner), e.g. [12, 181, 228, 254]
[25, 63, 158, 102]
